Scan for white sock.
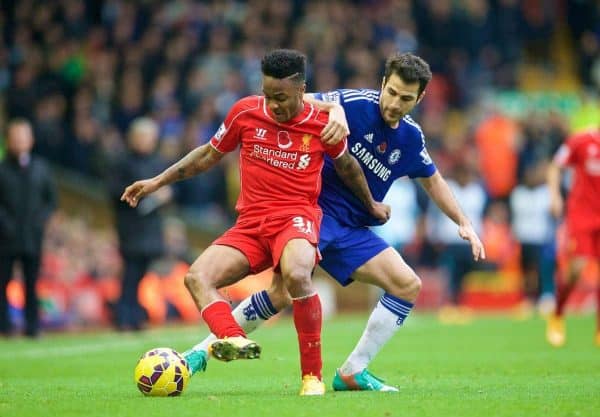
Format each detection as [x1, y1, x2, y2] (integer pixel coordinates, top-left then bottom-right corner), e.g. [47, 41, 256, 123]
[340, 296, 412, 375]
[190, 291, 276, 354]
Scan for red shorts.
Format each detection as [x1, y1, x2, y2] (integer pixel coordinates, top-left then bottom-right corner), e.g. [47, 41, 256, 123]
[565, 223, 600, 258]
[213, 209, 322, 274]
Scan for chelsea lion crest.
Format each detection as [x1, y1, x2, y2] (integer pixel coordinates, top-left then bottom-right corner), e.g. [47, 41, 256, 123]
[389, 149, 401, 165]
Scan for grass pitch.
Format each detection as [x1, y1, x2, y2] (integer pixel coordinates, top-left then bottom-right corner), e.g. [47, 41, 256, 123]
[1, 313, 598, 417]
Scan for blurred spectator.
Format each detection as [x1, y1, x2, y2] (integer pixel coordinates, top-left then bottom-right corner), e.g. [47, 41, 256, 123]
[426, 159, 487, 323]
[0, 118, 57, 337]
[107, 117, 171, 331]
[372, 178, 421, 265]
[138, 217, 200, 325]
[482, 200, 520, 274]
[474, 109, 521, 200]
[509, 160, 555, 311]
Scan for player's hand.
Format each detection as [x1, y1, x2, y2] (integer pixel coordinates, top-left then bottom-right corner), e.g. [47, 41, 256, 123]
[321, 104, 349, 145]
[549, 194, 564, 219]
[121, 178, 161, 208]
[458, 223, 486, 261]
[370, 202, 391, 224]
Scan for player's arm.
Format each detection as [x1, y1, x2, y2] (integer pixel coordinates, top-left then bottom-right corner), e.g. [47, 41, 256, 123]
[332, 150, 390, 223]
[417, 171, 486, 261]
[121, 144, 224, 208]
[547, 139, 575, 219]
[547, 159, 564, 219]
[304, 93, 349, 145]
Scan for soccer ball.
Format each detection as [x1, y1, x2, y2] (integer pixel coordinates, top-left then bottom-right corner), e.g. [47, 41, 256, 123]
[134, 347, 190, 397]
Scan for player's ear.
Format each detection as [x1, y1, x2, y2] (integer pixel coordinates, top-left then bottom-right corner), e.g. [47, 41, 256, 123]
[416, 90, 426, 104]
[297, 82, 306, 99]
[381, 76, 386, 91]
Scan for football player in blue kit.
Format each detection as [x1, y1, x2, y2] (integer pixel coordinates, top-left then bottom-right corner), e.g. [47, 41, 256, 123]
[184, 52, 486, 391]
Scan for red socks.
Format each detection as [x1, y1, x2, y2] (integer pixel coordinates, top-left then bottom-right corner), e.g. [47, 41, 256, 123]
[292, 293, 323, 380]
[201, 300, 246, 339]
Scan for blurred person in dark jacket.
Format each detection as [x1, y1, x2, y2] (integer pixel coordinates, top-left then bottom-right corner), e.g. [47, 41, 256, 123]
[108, 117, 172, 331]
[0, 118, 57, 337]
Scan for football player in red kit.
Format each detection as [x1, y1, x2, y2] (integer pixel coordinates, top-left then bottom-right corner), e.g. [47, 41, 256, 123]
[547, 126, 600, 347]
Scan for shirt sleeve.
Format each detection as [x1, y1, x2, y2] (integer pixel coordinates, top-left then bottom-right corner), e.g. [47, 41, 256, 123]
[325, 137, 348, 160]
[553, 143, 572, 166]
[554, 132, 583, 167]
[407, 127, 437, 178]
[407, 146, 437, 178]
[209, 100, 246, 153]
[313, 90, 343, 105]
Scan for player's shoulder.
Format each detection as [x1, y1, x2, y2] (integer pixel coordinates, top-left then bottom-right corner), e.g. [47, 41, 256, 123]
[223, 96, 263, 126]
[399, 115, 426, 143]
[317, 88, 378, 105]
[232, 95, 263, 112]
[567, 128, 599, 144]
[339, 88, 380, 105]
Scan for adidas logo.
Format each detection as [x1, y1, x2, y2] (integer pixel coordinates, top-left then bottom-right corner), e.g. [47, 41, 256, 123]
[364, 133, 374, 143]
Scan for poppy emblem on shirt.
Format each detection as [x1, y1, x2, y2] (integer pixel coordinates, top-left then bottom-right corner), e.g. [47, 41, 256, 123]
[389, 149, 401, 165]
[277, 131, 293, 149]
[376, 141, 387, 154]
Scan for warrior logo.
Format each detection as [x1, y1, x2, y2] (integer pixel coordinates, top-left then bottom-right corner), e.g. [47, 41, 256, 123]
[254, 128, 267, 140]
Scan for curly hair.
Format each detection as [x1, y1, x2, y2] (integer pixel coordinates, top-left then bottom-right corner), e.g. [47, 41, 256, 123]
[261, 49, 306, 83]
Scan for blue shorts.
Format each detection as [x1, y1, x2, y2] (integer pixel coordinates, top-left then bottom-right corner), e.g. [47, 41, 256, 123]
[318, 214, 389, 286]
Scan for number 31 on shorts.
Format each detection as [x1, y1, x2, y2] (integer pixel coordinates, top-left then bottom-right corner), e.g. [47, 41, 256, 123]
[292, 216, 313, 234]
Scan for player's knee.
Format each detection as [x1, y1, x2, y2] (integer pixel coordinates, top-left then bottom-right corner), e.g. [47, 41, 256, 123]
[409, 274, 422, 295]
[389, 272, 421, 300]
[183, 269, 210, 294]
[282, 267, 313, 297]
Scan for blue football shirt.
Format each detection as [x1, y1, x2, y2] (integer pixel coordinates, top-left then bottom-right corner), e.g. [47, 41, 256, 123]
[314, 89, 436, 227]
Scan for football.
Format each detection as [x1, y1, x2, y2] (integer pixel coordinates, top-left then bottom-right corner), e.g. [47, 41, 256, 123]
[134, 347, 190, 397]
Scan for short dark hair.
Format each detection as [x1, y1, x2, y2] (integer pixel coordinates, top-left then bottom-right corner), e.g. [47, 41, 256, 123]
[384, 53, 432, 96]
[261, 49, 306, 83]
[6, 117, 31, 134]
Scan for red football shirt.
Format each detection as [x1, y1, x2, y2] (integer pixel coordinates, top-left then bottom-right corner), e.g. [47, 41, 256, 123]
[554, 128, 600, 231]
[210, 96, 347, 217]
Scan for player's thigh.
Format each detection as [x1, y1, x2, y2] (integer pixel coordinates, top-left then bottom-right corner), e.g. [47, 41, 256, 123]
[351, 247, 419, 292]
[279, 238, 317, 276]
[188, 244, 250, 288]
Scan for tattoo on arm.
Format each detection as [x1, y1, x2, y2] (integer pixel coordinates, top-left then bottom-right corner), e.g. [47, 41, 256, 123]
[334, 153, 374, 209]
[158, 144, 222, 186]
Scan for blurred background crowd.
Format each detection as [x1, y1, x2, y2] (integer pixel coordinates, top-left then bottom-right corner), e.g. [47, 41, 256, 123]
[1, 0, 599, 332]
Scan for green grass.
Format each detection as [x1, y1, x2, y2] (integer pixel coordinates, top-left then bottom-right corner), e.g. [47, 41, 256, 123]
[1, 314, 598, 417]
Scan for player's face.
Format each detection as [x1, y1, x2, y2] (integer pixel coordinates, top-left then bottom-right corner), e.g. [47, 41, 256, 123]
[379, 74, 423, 128]
[262, 75, 305, 123]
